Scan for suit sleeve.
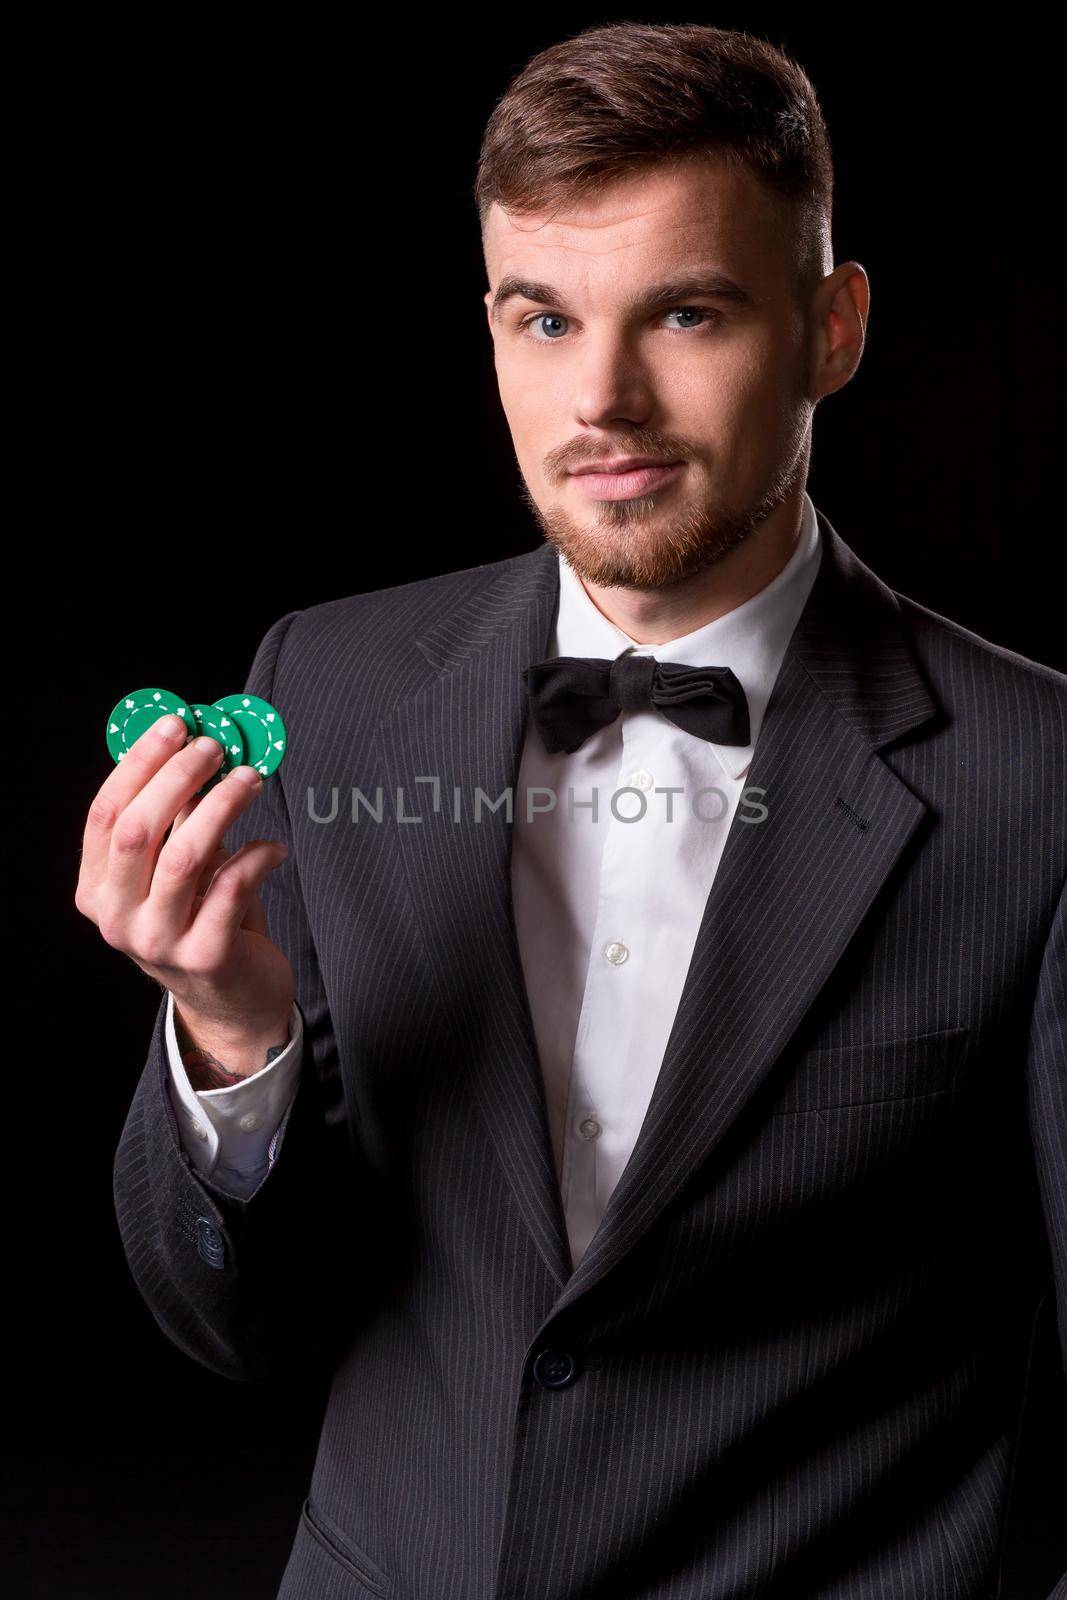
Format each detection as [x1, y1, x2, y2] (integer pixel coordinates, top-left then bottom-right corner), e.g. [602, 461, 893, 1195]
[112, 608, 369, 1381]
[1026, 869, 1067, 1378]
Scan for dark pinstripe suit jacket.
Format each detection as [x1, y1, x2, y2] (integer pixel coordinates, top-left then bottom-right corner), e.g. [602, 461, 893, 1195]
[113, 507, 1067, 1600]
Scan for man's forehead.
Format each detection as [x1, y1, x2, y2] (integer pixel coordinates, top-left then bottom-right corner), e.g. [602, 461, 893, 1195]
[483, 159, 776, 283]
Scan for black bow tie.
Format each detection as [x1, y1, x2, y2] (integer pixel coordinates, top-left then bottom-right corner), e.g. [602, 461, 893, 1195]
[523, 654, 751, 756]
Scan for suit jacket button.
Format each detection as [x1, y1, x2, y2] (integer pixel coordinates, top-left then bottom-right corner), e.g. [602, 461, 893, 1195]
[533, 1348, 580, 1389]
[196, 1217, 226, 1270]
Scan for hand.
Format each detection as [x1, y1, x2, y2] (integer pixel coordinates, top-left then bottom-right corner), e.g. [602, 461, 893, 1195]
[75, 714, 294, 1055]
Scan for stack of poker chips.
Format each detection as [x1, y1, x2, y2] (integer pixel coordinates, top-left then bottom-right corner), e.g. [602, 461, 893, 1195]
[105, 687, 287, 793]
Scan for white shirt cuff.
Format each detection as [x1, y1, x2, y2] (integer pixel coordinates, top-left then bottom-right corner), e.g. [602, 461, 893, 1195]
[164, 992, 304, 1189]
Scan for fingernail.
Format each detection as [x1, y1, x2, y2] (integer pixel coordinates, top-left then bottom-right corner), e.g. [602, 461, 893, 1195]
[157, 715, 185, 741]
[193, 736, 222, 757]
[232, 766, 263, 787]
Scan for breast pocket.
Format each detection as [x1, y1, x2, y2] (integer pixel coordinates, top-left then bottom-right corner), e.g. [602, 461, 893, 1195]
[770, 1024, 969, 1114]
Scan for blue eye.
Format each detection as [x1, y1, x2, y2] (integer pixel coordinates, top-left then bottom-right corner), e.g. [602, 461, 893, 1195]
[518, 306, 721, 345]
[664, 307, 713, 330]
[524, 314, 569, 341]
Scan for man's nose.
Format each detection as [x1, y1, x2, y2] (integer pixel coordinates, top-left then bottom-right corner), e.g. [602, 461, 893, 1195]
[571, 329, 656, 430]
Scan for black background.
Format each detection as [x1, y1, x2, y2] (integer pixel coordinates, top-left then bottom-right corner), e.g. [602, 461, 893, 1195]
[12, 10, 1066, 1597]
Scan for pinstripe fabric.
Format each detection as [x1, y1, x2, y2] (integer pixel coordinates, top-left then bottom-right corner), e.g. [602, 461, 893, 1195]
[112, 507, 1067, 1599]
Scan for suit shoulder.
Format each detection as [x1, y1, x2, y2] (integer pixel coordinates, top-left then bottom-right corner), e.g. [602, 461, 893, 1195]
[256, 546, 548, 718]
[297, 548, 535, 634]
[894, 589, 1067, 701]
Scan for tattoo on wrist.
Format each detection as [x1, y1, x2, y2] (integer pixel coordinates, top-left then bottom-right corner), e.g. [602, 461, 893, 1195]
[175, 1016, 288, 1090]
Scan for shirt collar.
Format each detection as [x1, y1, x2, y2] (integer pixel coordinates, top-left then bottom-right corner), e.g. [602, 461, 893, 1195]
[549, 489, 823, 780]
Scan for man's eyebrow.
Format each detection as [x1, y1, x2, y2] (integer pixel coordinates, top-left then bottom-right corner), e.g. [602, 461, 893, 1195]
[490, 271, 753, 320]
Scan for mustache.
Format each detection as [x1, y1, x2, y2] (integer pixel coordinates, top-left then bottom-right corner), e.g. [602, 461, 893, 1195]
[547, 436, 695, 476]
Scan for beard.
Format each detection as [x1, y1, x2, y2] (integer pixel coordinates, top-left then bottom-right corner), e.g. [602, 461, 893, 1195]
[520, 447, 806, 592]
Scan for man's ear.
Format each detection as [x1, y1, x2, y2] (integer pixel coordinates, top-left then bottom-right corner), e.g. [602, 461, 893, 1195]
[483, 289, 494, 332]
[807, 262, 868, 402]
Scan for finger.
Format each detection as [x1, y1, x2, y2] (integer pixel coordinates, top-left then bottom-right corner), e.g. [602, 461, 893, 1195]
[185, 838, 289, 959]
[80, 714, 192, 895]
[143, 766, 269, 941]
[186, 874, 263, 930]
[159, 796, 213, 910]
[240, 884, 269, 938]
[194, 847, 231, 900]
[172, 792, 206, 831]
[105, 737, 227, 906]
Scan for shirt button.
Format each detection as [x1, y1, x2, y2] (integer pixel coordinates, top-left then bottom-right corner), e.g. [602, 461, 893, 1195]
[578, 1117, 602, 1140]
[604, 941, 629, 965]
[629, 769, 653, 791]
[239, 1112, 261, 1132]
[189, 1120, 209, 1141]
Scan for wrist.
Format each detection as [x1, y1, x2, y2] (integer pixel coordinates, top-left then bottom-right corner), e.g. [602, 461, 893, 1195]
[173, 1001, 292, 1087]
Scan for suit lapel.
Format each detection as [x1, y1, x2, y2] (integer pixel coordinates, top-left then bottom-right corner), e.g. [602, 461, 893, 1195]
[377, 511, 941, 1303]
[376, 550, 575, 1286]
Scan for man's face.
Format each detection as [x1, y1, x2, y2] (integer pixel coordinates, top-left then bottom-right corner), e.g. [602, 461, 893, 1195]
[483, 155, 817, 590]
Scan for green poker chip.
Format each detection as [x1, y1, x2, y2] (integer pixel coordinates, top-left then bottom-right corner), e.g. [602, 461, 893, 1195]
[106, 687, 194, 763]
[189, 703, 247, 796]
[211, 693, 287, 777]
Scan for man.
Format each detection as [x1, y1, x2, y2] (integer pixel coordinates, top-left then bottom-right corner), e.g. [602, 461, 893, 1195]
[80, 23, 1065, 1599]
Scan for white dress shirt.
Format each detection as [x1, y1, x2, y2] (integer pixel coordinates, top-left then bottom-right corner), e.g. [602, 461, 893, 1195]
[166, 492, 822, 1261]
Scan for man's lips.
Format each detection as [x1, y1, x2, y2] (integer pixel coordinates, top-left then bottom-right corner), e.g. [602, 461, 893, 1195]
[570, 456, 680, 475]
[569, 460, 685, 502]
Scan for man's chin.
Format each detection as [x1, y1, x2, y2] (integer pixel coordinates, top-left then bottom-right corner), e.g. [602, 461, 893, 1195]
[553, 544, 703, 592]
[534, 512, 752, 591]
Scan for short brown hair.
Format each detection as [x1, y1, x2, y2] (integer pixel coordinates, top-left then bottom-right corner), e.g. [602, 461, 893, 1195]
[474, 22, 834, 295]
